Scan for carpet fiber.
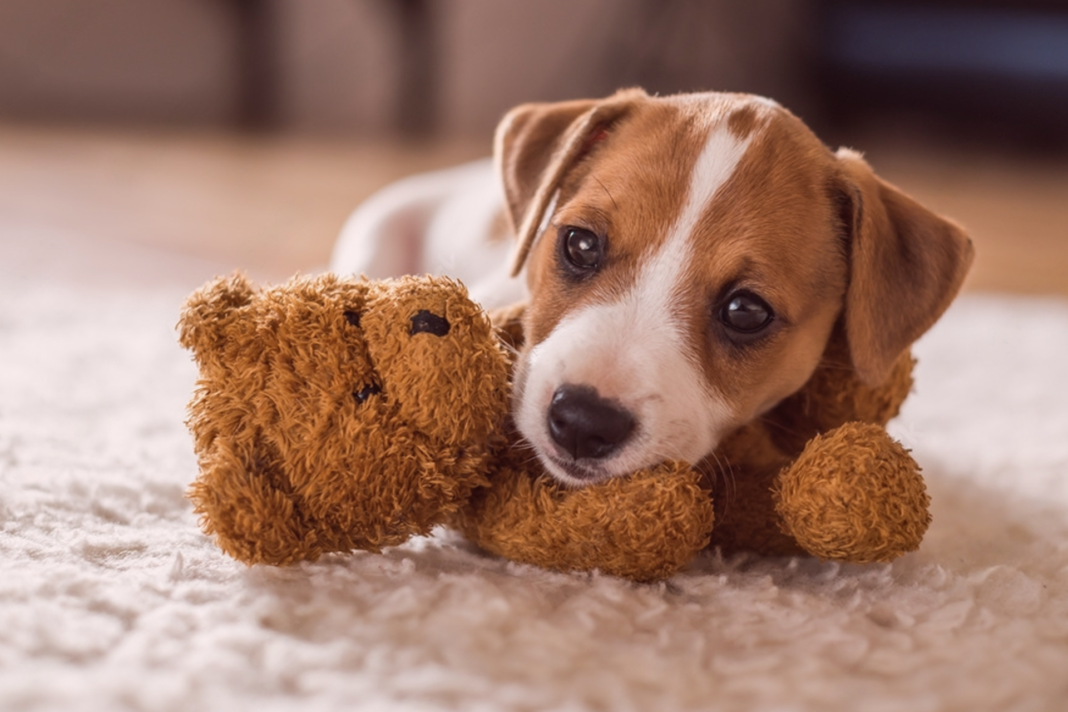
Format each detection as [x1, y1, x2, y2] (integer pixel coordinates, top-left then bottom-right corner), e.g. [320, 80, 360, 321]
[2, 233, 1067, 712]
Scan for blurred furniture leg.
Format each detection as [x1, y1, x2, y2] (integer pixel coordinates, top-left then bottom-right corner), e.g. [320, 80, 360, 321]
[390, 0, 437, 136]
[231, 0, 280, 130]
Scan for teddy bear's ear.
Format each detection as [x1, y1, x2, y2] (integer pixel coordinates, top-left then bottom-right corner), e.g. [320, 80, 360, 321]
[178, 272, 257, 357]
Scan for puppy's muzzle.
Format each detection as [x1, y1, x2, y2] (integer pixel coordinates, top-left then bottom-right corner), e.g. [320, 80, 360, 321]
[547, 384, 636, 462]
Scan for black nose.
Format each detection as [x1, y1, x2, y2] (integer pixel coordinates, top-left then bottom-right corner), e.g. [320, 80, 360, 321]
[547, 384, 635, 460]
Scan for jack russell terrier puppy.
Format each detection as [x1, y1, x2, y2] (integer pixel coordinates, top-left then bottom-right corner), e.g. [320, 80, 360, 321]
[331, 88, 974, 487]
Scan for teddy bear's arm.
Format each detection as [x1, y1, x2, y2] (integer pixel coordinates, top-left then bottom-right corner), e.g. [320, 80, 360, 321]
[188, 450, 323, 566]
[453, 454, 715, 582]
[773, 421, 930, 563]
[704, 418, 929, 563]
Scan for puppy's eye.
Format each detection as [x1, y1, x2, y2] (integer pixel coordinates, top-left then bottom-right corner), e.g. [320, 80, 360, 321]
[343, 310, 361, 328]
[560, 227, 604, 273]
[720, 292, 774, 334]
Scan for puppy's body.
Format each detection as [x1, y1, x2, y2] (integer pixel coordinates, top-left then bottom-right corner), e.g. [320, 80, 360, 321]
[332, 89, 973, 487]
[332, 158, 527, 310]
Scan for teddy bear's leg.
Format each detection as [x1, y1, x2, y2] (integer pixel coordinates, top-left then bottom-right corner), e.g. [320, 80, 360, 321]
[773, 421, 931, 563]
[454, 456, 715, 582]
[188, 454, 321, 566]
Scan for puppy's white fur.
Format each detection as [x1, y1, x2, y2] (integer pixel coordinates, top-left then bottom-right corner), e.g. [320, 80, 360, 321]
[332, 159, 527, 309]
[515, 112, 759, 484]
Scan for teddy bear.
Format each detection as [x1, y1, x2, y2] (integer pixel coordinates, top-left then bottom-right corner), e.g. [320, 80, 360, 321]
[178, 272, 929, 582]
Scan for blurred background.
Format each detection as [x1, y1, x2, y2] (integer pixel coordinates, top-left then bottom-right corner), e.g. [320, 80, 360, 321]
[1, 0, 1066, 291]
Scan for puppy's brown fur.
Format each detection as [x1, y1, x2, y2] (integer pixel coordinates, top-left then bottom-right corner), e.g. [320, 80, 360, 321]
[496, 88, 973, 484]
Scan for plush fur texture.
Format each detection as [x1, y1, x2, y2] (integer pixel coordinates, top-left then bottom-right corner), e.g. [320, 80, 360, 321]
[180, 273, 928, 581]
[180, 274, 510, 564]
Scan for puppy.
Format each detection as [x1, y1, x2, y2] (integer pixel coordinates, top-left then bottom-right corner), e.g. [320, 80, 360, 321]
[331, 88, 974, 487]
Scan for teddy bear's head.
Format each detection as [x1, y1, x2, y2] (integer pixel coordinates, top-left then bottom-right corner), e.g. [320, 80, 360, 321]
[178, 273, 511, 565]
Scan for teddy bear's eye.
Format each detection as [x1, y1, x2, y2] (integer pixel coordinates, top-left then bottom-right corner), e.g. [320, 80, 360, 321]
[353, 383, 381, 404]
[410, 310, 450, 337]
[344, 310, 361, 328]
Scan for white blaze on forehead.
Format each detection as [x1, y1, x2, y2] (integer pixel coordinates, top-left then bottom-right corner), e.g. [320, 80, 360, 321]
[636, 108, 762, 336]
[516, 104, 767, 480]
[672, 111, 760, 251]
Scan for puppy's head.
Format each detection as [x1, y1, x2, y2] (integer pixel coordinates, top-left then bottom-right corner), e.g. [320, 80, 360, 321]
[497, 89, 973, 486]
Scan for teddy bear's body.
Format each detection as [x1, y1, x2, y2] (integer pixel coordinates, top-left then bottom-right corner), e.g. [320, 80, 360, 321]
[180, 273, 929, 581]
[180, 274, 509, 565]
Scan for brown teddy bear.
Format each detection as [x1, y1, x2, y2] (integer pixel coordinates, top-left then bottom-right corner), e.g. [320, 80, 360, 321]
[179, 272, 929, 582]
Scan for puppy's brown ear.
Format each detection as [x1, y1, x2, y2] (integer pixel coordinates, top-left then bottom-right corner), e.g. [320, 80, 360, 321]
[495, 88, 647, 276]
[836, 149, 974, 385]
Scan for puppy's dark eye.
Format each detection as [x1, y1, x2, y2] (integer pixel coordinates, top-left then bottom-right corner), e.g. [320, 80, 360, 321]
[560, 227, 604, 273]
[720, 292, 774, 334]
[344, 310, 361, 328]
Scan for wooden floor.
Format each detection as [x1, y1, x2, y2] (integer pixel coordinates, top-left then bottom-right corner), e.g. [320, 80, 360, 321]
[2, 122, 1066, 295]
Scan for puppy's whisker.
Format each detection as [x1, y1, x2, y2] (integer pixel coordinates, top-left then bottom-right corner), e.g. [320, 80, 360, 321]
[711, 450, 737, 515]
[696, 446, 736, 518]
[592, 176, 619, 212]
[756, 416, 805, 438]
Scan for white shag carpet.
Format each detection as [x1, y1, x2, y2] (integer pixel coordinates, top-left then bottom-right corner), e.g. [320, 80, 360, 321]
[2, 231, 1067, 712]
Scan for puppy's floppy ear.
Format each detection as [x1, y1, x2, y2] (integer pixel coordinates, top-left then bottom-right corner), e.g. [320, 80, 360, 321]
[495, 88, 647, 276]
[836, 148, 974, 385]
